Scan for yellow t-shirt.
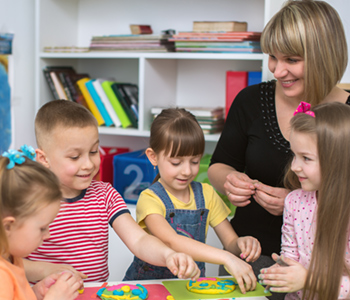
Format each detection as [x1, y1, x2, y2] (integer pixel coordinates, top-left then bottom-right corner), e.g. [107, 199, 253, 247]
[136, 182, 231, 238]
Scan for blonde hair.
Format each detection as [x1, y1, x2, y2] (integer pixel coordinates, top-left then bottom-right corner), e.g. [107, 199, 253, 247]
[261, 0, 347, 106]
[35, 100, 98, 149]
[285, 102, 350, 300]
[0, 156, 62, 257]
[149, 108, 205, 181]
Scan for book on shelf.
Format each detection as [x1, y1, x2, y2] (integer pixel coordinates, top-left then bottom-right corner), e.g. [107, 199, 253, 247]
[89, 34, 174, 52]
[111, 83, 138, 128]
[118, 83, 139, 119]
[43, 66, 76, 100]
[49, 71, 67, 99]
[92, 78, 122, 128]
[85, 79, 114, 127]
[248, 71, 262, 86]
[64, 73, 90, 109]
[76, 77, 105, 126]
[193, 21, 248, 32]
[130, 24, 153, 35]
[225, 71, 262, 118]
[101, 81, 133, 128]
[112, 83, 139, 121]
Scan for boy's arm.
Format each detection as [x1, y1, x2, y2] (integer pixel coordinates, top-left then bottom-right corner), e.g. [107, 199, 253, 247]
[144, 213, 256, 294]
[111, 213, 200, 280]
[23, 259, 87, 282]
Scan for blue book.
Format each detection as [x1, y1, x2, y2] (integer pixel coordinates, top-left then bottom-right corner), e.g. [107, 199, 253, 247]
[248, 71, 262, 86]
[85, 79, 114, 127]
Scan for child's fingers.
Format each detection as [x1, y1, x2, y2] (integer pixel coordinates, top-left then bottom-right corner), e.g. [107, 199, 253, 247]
[235, 277, 247, 294]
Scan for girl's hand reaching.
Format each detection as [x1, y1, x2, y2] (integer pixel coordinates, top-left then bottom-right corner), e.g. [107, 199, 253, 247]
[166, 252, 201, 281]
[32, 271, 84, 300]
[224, 255, 256, 294]
[237, 236, 261, 263]
[259, 253, 307, 293]
[43, 271, 81, 300]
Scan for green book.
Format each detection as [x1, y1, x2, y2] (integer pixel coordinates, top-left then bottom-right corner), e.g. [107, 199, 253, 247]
[101, 81, 132, 128]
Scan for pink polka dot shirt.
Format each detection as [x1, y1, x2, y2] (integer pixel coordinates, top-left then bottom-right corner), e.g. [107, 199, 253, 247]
[281, 189, 350, 299]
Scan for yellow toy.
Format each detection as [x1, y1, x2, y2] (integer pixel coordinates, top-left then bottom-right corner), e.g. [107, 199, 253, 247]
[186, 277, 236, 294]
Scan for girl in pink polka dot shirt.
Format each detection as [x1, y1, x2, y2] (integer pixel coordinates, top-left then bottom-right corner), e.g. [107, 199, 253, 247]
[259, 102, 350, 300]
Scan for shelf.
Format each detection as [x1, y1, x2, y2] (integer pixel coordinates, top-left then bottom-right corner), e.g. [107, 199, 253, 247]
[98, 126, 221, 142]
[35, 0, 285, 149]
[39, 52, 265, 61]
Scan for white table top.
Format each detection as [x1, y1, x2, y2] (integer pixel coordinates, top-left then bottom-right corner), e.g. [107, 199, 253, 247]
[83, 277, 269, 300]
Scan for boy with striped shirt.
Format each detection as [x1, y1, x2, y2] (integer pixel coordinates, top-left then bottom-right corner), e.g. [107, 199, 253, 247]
[24, 100, 200, 283]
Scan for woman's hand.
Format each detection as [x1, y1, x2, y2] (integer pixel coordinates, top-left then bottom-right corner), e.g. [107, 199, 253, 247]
[259, 253, 307, 293]
[253, 182, 290, 216]
[224, 171, 257, 207]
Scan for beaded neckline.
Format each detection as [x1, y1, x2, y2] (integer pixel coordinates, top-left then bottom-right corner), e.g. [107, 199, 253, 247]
[260, 80, 291, 155]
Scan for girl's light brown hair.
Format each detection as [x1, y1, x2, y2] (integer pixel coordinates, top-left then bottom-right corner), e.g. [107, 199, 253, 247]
[149, 108, 205, 181]
[0, 157, 62, 257]
[285, 102, 350, 300]
[261, 0, 347, 106]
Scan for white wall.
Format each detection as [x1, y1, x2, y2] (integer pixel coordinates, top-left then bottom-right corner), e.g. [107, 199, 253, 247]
[1, 0, 349, 281]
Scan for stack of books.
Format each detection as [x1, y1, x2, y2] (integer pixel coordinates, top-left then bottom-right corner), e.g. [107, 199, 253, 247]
[89, 34, 175, 52]
[169, 31, 261, 53]
[151, 106, 225, 134]
[43, 66, 139, 128]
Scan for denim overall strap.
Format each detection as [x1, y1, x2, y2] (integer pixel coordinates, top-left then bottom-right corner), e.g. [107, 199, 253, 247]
[123, 181, 208, 280]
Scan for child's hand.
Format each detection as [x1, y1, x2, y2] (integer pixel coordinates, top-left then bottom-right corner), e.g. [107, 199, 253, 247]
[166, 252, 200, 281]
[224, 255, 256, 294]
[43, 271, 81, 300]
[259, 253, 307, 293]
[33, 271, 84, 300]
[237, 236, 261, 262]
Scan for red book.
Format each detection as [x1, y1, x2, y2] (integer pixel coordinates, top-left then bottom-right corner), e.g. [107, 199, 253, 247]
[225, 71, 248, 118]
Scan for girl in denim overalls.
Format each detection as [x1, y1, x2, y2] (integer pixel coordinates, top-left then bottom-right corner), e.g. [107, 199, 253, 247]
[124, 108, 261, 294]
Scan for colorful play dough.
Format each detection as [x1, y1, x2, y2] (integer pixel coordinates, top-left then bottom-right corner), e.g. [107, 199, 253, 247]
[186, 277, 236, 294]
[97, 284, 148, 300]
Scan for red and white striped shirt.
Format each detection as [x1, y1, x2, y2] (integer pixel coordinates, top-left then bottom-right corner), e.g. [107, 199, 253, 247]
[28, 180, 129, 282]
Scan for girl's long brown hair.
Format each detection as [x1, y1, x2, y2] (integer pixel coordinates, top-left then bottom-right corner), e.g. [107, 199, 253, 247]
[285, 102, 350, 300]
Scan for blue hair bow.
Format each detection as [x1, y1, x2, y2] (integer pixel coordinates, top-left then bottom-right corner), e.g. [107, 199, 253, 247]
[2, 144, 36, 169]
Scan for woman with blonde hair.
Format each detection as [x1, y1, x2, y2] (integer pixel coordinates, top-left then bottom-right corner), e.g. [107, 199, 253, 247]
[208, 1, 349, 299]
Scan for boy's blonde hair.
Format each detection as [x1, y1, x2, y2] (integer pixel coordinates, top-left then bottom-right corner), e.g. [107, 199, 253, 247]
[285, 102, 350, 300]
[0, 157, 62, 256]
[35, 100, 98, 149]
[261, 0, 347, 106]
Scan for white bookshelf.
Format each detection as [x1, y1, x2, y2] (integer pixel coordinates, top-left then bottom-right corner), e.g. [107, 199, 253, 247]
[34, 0, 285, 281]
[34, 0, 284, 149]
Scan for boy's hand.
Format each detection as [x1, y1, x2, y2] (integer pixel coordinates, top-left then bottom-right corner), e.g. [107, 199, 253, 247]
[224, 255, 256, 294]
[43, 271, 81, 300]
[237, 236, 261, 262]
[167, 252, 200, 281]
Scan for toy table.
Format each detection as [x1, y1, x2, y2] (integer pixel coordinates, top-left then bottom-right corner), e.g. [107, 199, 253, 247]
[77, 277, 269, 300]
